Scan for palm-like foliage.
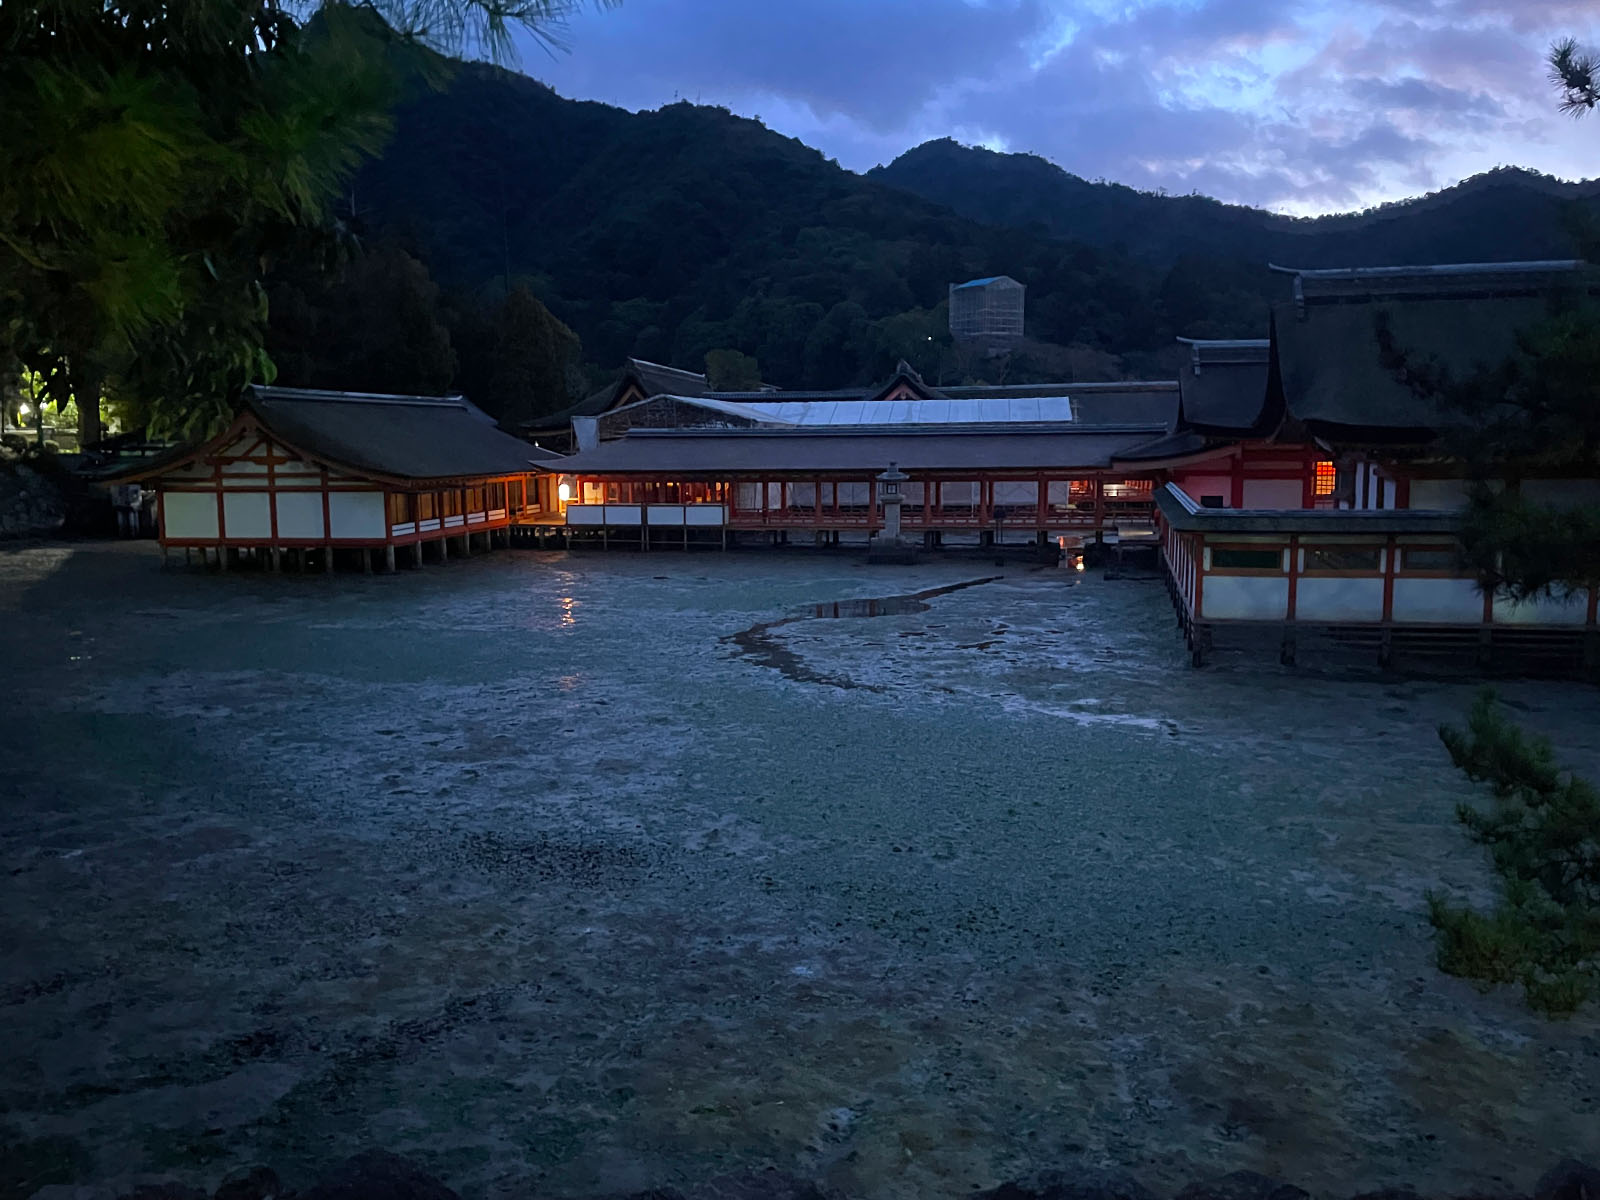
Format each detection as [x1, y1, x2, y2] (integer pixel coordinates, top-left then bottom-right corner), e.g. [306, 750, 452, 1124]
[0, 0, 608, 438]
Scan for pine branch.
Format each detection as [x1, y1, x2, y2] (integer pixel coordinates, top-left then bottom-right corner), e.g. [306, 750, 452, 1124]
[1431, 693, 1600, 1016]
[1551, 38, 1600, 117]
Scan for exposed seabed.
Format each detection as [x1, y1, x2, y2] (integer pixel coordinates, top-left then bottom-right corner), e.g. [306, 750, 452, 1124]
[2, 542, 1597, 1200]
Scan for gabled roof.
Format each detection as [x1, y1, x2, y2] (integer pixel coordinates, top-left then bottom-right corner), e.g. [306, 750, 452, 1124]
[645, 393, 1078, 427]
[245, 387, 561, 480]
[1269, 259, 1600, 438]
[865, 360, 935, 403]
[555, 427, 1163, 476]
[525, 357, 776, 432]
[1175, 338, 1273, 435]
[113, 387, 561, 484]
[628, 357, 713, 396]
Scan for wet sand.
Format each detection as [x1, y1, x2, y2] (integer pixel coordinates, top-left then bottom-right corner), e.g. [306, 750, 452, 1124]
[1, 542, 1598, 1200]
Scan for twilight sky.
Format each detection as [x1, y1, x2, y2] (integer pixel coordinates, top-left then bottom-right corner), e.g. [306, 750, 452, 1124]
[518, 0, 1600, 216]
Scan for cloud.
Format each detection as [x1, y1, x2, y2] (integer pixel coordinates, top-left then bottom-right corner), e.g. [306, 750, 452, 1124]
[521, 0, 1600, 213]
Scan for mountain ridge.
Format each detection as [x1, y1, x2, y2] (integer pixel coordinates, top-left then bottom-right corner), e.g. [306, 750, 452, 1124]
[868, 139, 1600, 270]
[349, 57, 1600, 387]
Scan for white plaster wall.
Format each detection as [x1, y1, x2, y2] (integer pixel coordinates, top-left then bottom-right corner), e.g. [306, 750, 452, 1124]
[566, 505, 603, 526]
[328, 491, 385, 540]
[603, 505, 642, 526]
[1391, 578, 1483, 624]
[221, 462, 268, 480]
[686, 505, 727, 526]
[1241, 478, 1303, 510]
[163, 491, 218, 539]
[274, 492, 326, 540]
[1177, 474, 1232, 506]
[1492, 591, 1592, 627]
[1202, 576, 1289, 621]
[223, 492, 271, 539]
[1295, 577, 1385, 623]
[993, 481, 1038, 505]
[647, 505, 685, 526]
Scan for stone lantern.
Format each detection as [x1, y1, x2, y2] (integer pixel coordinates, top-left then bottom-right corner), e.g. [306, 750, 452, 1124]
[869, 463, 916, 563]
[877, 463, 908, 544]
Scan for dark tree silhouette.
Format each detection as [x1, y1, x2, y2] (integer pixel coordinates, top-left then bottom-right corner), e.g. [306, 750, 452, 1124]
[1551, 38, 1600, 116]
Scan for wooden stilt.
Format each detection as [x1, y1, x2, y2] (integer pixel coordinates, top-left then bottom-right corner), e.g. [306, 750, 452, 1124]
[326, 545, 337, 575]
[384, 545, 397, 573]
[361, 548, 372, 574]
[439, 536, 449, 561]
[219, 545, 230, 571]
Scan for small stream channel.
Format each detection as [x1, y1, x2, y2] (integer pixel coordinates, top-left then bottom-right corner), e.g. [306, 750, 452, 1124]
[723, 576, 1004, 689]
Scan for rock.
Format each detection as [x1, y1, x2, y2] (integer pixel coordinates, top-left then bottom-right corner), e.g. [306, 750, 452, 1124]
[1536, 1161, 1600, 1200]
[294, 1153, 459, 1200]
[213, 1167, 282, 1200]
[1175, 1172, 1310, 1200]
[974, 1167, 1159, 1200]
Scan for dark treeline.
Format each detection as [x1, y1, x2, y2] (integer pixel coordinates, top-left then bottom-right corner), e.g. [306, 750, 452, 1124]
[330, 55, 1600, 396]
[266, 239, 581, 425]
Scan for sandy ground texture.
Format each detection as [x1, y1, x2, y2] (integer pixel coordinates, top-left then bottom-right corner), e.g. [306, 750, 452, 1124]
[1, 542, 1598, 1200]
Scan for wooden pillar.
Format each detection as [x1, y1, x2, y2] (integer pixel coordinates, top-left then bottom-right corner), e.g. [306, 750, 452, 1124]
[360, 548, 372, 574]
[384, 545, 396, 573]
[439, 536, 449, 561]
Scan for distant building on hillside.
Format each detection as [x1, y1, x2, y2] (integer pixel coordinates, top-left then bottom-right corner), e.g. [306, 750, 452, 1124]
[949, 275, 1025, 342]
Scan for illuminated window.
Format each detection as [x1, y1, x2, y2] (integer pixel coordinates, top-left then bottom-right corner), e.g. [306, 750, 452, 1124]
[1313, 460, 1337, 496]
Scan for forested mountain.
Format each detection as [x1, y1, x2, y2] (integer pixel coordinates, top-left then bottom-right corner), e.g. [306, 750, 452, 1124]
[869, 140, 1600, 271]
[342, 57, 1599, 398]
[352, 62, 1169, 390]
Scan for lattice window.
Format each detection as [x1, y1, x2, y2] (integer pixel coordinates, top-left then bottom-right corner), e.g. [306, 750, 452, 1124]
[1313, 460, 1337, 496]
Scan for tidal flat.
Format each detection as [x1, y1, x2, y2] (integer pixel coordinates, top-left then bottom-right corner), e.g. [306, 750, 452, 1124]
[2, 542, 1598, 1200]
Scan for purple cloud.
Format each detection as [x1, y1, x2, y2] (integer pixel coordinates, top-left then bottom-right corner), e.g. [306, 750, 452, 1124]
[520, 0, 1600, 213]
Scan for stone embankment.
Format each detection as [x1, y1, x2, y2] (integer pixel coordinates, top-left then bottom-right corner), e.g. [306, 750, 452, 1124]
[70, 1151, 1600, 1200]
[0, 459, 67, 538]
